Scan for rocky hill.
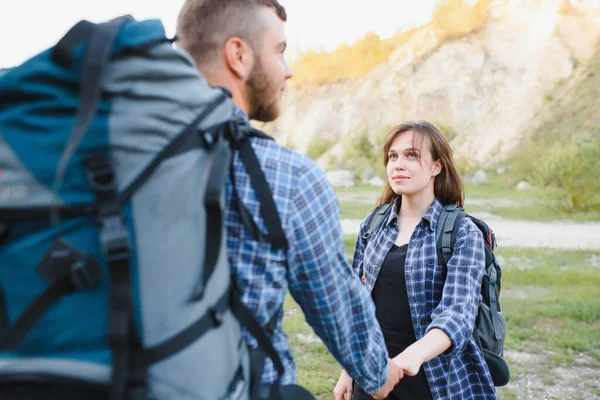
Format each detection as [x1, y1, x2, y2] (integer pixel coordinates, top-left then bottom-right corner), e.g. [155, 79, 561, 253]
[259, 0, 600, 170]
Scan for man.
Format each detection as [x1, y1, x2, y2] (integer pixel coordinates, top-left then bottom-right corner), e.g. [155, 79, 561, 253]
[176, 1, 403, 398]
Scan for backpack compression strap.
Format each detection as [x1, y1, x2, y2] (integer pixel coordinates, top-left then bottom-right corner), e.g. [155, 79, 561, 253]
[0, 239, 102, 350]
[85, 153, 136, 400]
[53, 18, 135, 400]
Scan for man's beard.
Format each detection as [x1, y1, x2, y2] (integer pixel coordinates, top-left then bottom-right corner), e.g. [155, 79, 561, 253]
[246, 57, 280, 122]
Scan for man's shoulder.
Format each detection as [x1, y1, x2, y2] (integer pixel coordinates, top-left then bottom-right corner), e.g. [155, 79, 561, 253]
[249, 136, 324, 179]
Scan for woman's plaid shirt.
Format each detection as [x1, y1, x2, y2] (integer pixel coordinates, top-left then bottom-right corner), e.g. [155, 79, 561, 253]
[352, 197, 497, 399]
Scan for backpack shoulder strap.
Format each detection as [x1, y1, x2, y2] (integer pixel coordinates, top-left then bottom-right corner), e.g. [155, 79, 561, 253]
[363, 202, 393, 241]
[229, 123, 288, 250]
[435, 204, 466, 269]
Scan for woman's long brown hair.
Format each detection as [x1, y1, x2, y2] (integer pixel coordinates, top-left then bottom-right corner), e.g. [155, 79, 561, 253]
[377, 121, 464, 207]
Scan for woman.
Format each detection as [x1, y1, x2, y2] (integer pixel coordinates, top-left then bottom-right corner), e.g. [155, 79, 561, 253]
[333, 121, 496, 399]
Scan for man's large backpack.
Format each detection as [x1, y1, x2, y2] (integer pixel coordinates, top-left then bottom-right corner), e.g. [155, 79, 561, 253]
[365, 203, 510, 387]
[0, 16, 312, 400]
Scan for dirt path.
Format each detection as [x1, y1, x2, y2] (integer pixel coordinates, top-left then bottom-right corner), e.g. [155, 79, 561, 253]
[341, 211, 600, 250]
[499, 350, 600, 399]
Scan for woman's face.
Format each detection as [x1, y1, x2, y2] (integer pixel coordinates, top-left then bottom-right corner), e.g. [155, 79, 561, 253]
[386, 130, 441, 197]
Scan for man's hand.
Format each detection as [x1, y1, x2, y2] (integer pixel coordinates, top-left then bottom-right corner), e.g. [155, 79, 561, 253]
[333, 369, 353, 400]
[370, 359, 404, 399]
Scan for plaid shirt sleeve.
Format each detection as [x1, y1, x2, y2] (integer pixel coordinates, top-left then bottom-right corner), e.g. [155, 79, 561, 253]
[426, 217, 486, 357]
[286, 163, 389, 394]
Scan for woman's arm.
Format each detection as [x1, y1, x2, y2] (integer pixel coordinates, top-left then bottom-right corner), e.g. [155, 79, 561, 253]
[392, 329, 451, 375]
[426, 218, 486, 356]
[394, 218, 486, 374]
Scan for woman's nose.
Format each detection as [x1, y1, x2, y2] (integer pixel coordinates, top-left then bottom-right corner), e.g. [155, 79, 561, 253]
[394, 160, 406, 171]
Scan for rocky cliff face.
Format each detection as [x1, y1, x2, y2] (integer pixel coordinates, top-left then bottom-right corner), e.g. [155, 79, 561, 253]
[260, 0, 600, 169]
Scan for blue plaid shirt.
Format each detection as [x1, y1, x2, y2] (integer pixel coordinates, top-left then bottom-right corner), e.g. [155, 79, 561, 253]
[353, 197, 496, 399]
[225, 109, 388, 393]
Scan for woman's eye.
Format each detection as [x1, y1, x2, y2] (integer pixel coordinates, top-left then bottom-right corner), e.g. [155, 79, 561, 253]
[389, 154, 398, 160]
[407, 152, 417, 159]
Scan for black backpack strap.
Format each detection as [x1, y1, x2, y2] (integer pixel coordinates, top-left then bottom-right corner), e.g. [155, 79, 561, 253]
[467, 217, 503, 341]
[0, 239, 102, 350]
[129, 284, 232, 370]
[363, 203, 393, 241]
[230, 160, 262, 242]
[230, 124, 288, 250]
[51, 17, 125, 227]
[120, 101, 229, 203]
[50, 20, 97, 68]
[84, 153, 133, 400]
[435, 204, 465, 270]
[50, 15, 133, 68]
[0, 224, 9, 245]
[189, 135, 231, 301]
[0, 286, 9, 335]
[488, 261, 502, 340]
[229, 287, 285, 378]
[438, 209, 504, 342]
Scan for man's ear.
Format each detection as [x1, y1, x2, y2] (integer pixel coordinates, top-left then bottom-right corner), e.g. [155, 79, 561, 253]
[223, 37, 254, 80]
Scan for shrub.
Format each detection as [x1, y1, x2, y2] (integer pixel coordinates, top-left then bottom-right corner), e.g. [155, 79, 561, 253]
[433, 0, 492, 40]
[333, 127, 389, 179]
[527, 139, 600, 211]
[306, 138, 335, 160]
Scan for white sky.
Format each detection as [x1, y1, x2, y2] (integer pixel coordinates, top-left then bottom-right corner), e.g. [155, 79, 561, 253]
[0, 0, 438, 68]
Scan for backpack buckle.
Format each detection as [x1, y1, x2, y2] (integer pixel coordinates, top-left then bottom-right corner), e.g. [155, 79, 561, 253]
[227, 119, 251, 146]
[84, 154, 117, 193]
[70, 257, 102, 289]
[99, 215, 130, 263]
[210, 308, 224, 327]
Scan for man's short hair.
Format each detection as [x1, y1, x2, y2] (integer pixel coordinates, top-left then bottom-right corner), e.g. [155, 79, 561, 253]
[177, 0, 287, 66]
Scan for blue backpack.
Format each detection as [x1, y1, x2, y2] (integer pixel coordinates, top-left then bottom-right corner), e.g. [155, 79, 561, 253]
[0, 16, 311, 400]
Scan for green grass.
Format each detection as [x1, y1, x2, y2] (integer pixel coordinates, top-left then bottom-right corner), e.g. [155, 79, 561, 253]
[335, 184, 382, 194]
[344, 235, 357, 257]
[338, 200, 376, 220]
[464, 176, 534, 202]
[334, 176, 600, 221]
[283, 294, 340, 399]
[282, 245, 600, 398]
[489, 202, 600, 222]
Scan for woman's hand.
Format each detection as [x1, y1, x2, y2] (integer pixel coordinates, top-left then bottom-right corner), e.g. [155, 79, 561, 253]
[333, 369, 353, 400]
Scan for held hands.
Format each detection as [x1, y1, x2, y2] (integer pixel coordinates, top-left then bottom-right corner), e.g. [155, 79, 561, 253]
[335, 352, 422, 400]
[370, 359, 404, 399]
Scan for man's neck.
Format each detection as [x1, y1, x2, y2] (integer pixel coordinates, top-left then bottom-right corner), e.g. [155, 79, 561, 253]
[200, 67, 250, 116]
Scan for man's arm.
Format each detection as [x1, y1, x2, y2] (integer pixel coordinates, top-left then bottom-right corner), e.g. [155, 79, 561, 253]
[286, 162, 389, 394]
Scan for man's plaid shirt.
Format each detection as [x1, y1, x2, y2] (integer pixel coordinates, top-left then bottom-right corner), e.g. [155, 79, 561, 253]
[225, 108, 388, 394]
